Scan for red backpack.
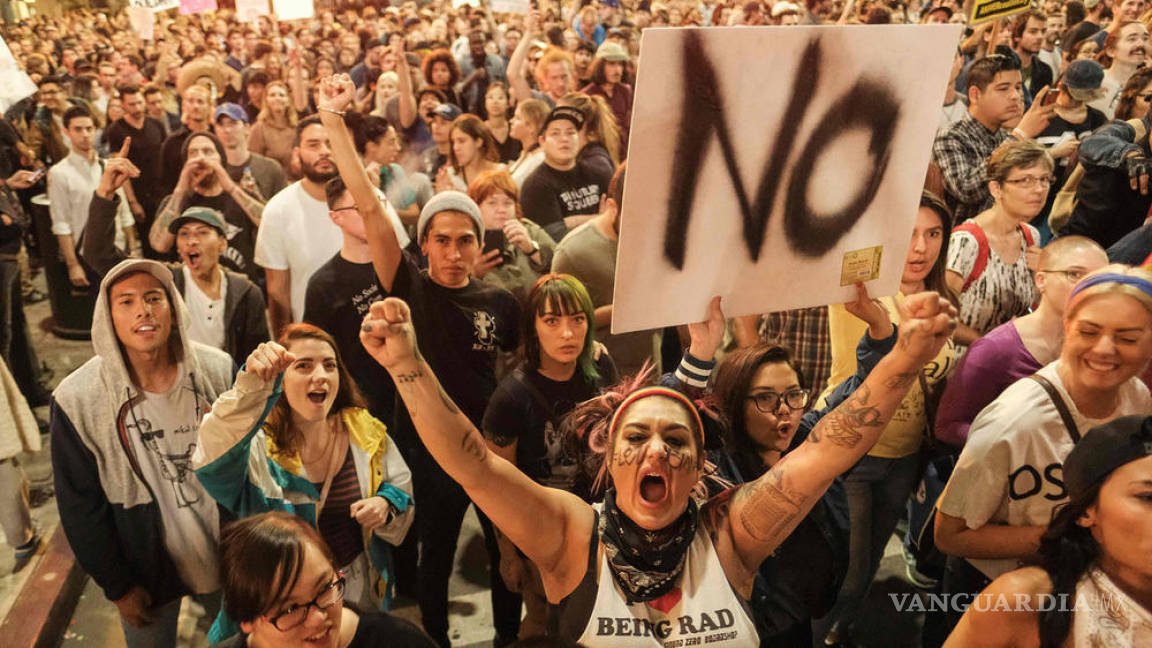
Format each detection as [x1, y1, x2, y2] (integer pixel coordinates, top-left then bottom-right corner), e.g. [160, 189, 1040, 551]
[952, 221, 1035, 292]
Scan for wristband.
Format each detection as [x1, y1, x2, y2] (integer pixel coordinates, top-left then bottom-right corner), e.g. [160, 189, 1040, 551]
[319, 107, 346, 117]
[1011, 127, 1028, 140]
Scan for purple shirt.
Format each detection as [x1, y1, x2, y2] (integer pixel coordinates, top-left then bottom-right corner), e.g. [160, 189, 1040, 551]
[935, 321, 1043, 446]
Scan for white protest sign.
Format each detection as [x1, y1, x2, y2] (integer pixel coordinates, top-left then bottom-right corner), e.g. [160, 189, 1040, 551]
[236, 0, 269, 22]
[0, 36, 36, 113]
[127, 6, 155, 39]
[272, 0, 314, 21]
[490, 0, 530, 13]
[130, 0, 180, 12]
[612, 25, 961, 334]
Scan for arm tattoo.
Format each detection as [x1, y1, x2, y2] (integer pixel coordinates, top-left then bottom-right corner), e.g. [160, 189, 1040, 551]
[461, 429, 487, 462]
[733, 469, 808, 545]
[883, 371, 918, 390]
[230, 187, 266, 226]
[808, 384, 883, 448]
[394, 368, 424, 383]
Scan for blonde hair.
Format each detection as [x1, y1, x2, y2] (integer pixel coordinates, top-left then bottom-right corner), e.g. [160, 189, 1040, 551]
[256, 80, 298, 128]
[987, 139, 1054, 183]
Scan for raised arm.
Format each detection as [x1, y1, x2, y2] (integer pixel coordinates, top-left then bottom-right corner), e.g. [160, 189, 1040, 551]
[360, 297, 593, 598]
[507, 9, 539, 103]
[394, 44, 418, 130]
[720, 291, 956, 572]
[317, 74, 405, 292]
[82, 140, 140, 277]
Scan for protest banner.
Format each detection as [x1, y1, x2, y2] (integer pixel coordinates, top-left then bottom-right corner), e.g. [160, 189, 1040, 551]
[967, 0, 1031, 26]
[180, 0, 218, 15]
[236, 0, 269, 22]
[127, 6, 155, 39]
[490, 0, 531, 13]
[272, 0, 314, 20]
[612, 25, 962, 334]
[129, 0, 180, 12]
[0, 36, 35, 113]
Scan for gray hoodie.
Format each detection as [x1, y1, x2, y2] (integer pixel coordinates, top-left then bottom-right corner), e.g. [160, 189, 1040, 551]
[50, 259, 235, 606]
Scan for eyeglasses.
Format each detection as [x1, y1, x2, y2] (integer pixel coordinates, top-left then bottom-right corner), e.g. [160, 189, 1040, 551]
[266, 573, 346, 631]
[329, 206, 358, 214]
[747, 389, 810, 414]
[1001, 175, 1056, 189]
[1038, 267, 1088, 282]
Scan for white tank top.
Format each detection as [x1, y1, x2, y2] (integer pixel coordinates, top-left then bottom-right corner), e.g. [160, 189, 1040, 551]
[571, 518, 760, 647]
[1072, 567, 1152, 646]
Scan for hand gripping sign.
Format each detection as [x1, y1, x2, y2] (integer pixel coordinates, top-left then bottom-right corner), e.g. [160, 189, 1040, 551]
[612, 25, 961, 334]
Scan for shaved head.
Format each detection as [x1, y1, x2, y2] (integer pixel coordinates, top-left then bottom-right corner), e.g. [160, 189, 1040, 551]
[1039, 236, 1107, 269]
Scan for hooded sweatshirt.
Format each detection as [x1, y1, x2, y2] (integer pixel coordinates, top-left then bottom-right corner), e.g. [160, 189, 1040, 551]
[50, 259, 235, 607]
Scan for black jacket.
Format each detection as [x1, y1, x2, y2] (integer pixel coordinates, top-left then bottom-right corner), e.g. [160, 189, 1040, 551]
[82, 192, 269, 364]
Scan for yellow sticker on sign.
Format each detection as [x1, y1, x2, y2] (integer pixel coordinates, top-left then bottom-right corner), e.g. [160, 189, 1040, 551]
[969, 0, 1030, 25]
[841, 246, 883, 287]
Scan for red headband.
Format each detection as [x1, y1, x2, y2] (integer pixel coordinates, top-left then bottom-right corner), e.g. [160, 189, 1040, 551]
[607, 386, 705, 448]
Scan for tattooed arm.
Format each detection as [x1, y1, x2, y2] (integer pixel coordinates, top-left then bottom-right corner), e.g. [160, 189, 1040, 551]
[715, 291, 956, 578]
[361, 297, 595, 601]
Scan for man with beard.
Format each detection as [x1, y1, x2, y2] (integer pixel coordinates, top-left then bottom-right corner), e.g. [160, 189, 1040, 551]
[579, 41, 633, 153]
[160, 84, 212, 195]
[1039, 12, 1066, 78]
[350, 37, 387, 89]
[149, 132, 266, 286]
[1089, 20, 1150, 119]
[1012, 10, 1054, 109]
[456, 30, 507, 115]
[105, 85, 167, 257]
[254, 115, 410, 336]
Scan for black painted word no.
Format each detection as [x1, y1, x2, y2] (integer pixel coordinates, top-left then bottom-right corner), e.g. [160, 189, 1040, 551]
[664, 33, 902, 269]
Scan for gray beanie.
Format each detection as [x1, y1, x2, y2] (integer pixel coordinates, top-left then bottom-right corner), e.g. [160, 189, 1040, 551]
[417, 190, 485, 246]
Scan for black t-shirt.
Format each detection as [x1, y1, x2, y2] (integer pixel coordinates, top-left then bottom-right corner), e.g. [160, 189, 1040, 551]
[482, 355, 617, 500]
[211, 611, 437, 648]
[392, 251, 520, 430]
[519, 161, 611, 242]
[495, 133, 522, 163]
[1038, 107, 1109, 176]
[158, 191, 259, 283]
[105, 117, 167, 207]
[304, 253, 397, 428]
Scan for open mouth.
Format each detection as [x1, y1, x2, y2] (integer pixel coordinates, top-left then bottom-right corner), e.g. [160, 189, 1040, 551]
[307, 389, 328, 404]
[1084, 359, 1119, 373]
[135, 323, 157, 334]
[640, 474, 668, 503]
[304, 626, 331, 643]
[186, 251, 201, 266]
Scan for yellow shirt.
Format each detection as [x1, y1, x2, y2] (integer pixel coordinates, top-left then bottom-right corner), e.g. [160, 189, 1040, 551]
[821, 294, 957, 458]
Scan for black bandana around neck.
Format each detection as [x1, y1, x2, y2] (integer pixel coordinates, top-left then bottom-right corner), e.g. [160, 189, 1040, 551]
[600, 487, 699, 604]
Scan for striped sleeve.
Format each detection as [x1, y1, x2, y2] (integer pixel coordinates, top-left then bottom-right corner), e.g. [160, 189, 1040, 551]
[674, 353, 715, 389]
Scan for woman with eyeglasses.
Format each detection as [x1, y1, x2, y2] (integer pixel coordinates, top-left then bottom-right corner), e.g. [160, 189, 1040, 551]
[819, 191, 960, 648]
[696, 342, 850, 648]
[211, 511, 435, 648]
[946, 140, 1052, 345]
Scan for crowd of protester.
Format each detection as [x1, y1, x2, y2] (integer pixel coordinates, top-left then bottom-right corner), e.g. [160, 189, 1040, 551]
[1, 0, 1152, 646]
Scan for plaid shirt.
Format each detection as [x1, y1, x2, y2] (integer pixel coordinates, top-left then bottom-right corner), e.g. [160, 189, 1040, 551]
[757, 305, 832, 397]
[932, 112, 1013, 224]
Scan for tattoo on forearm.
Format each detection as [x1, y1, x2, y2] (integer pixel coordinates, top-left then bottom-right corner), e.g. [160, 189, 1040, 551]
[461, 429, 487, 462]
[734, 469, 808, 545]
[485, 429, 518, 447]
[883, 371, 918, 390]
[232, 188, 265, 224]
[394, 368, 424, 383]
[808, 384, 883, 448]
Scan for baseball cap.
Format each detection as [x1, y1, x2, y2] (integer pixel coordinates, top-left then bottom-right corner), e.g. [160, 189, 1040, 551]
[1064, 416, 1152, 500]
[595, 41, 629, 62]
[431, 103, 462, 122]
[543, 106, 585, 131]
[924, 5, 953, 20]
[168, 206, 227, 236]
[1063, 59, 1106, 102]
[214, 102, 249, 124]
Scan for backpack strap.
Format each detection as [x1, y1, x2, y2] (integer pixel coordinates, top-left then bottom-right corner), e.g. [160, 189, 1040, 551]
[953, 222, 989, 292]
[1027, 374, 1082, 444]
[1018, 224, 1035, 248]
[509, 367, 557, 422]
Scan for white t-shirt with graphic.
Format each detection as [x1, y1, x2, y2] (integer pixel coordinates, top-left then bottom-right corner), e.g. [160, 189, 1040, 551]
[125, 364, 220, 593]
[937, 361, 1151, 580]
